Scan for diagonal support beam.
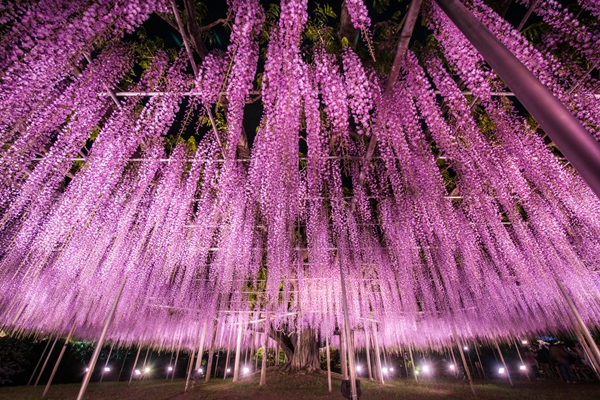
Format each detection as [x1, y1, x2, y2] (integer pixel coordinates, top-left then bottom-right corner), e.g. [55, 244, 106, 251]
[385, 0, 423, 94]
[433, 0, 600, 200]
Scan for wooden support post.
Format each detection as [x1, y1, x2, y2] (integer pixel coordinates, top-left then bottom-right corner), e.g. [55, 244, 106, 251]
[129, 346, 142, 386]
[117, 347, 128, 382]
[76, 279, 126, 400]
[34, 335, 59, 387]
[494, 340, 512, 387]
[223, 337, 232, 379]
[449, 346, 459, 377]
[42, 323, 76, 398]
[233, 317, 244, 382]
[574, 329, 600, 379]
[29, 337, 52, 385]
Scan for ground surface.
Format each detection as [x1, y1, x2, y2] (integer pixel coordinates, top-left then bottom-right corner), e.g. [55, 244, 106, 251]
[0, 371, 598, 399]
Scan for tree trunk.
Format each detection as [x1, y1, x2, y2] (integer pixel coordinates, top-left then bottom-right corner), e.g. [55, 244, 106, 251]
[269, 327, 321, 372]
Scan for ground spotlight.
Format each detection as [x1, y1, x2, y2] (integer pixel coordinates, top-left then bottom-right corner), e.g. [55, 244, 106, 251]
[135, 369, 141, 375]
[168, 366, 173, 371]
[227, 368, 231, 373]
[199, 368, 203, 373]
[449, 364, 455, 370]
[356, 365, 362, 372]
[521, 340, 528, 345]
[422, 365, 430, 373]
[519, 365, 527, 371]
[85, 367, 89, 372]
[145, 367, 150, 373]
[498, 367, 505, 374]
[390, 367, 394, 372]
[463, 346, 469, 351]
[382, 367, 388, 374]
[104, 367, 110, 372]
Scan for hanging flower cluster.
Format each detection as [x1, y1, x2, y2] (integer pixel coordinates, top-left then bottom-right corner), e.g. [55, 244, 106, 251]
[0, 0, 599, 355]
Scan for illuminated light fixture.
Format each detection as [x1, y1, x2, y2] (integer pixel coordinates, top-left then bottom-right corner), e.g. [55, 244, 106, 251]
[227, 368, 231, 373]
[498, 367, 505, 374]
[463, 346, 469, 351]
[104, 367, 110, 372]
[519, 365, 527, 371]
[423, 365, 430, 373]
[199, 368, 203, 373]
[449, 364, 455, 370]
[382, 367, 388, 374]
[356, 365, 362, 371]
[390, 367, 394, 372]
[85, 367, 89, 372]
[145, 367, 150, 373]
[168, 366, 173, 371]
[243, 367, 249, 374]
[135, 369, 141, 375]
[521, 340, 528, 345]
[415, 371, 419, 375]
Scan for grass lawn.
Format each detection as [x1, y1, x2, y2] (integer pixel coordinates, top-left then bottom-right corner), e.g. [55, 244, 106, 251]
[0, 370, 598, 399]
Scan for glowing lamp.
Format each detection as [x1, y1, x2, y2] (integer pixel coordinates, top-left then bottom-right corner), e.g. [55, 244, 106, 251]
[498, 367, 505, 374]
[85, 367, 89, 372]
[382, 367, 388, 374]
[104, 367, 110, 372]
[423, 365, 430, 372]
[390, 367, 394, 372]
[356, 365, 362, 371]
[168, 366, 173, 371]
[521, 340, 528, 345]
[519, 365, 526, 371]
[449, 364, 455, 370]
[227, 368, 231, 373]
[463, 346, 469, 351]
[243, 367, 249, 374]
[145, 367, 150, 373]
[199, 368, 203, 373]
[135, 369, 141, 375]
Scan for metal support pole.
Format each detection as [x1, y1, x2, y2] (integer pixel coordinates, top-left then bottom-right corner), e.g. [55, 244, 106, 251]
[454, 330, 476, 396]
[339, 256, 358, 399]
[513, 338, 530, 380]
[99, 341, 115, 383]
[474, 343, 486, 379]
[494, 340, 513, 387]
[433, 0, 600, 199]
[42, 323, 76, 398]
[365, 331, 373, 381]
[340, 329, 348, 379]
[76, 279, 126, 400]
[34, 335, 59, 387]
[195, 321, 208, 371]
[373, 326, 384, 385]
[556, 278, 600, 367]
[184, 346, 196, 392]
[408, 344, 418, 383]
[259, 318, 268, 386]
[29, 336, 52, 385]
[172, 345, 181, 381]
[129, 346, 142, 386]
[325, 324, 332, 393]
[233, 318, 244, 382]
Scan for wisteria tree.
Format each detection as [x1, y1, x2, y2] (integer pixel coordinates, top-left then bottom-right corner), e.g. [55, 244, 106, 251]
[1, 0, 600, 378]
